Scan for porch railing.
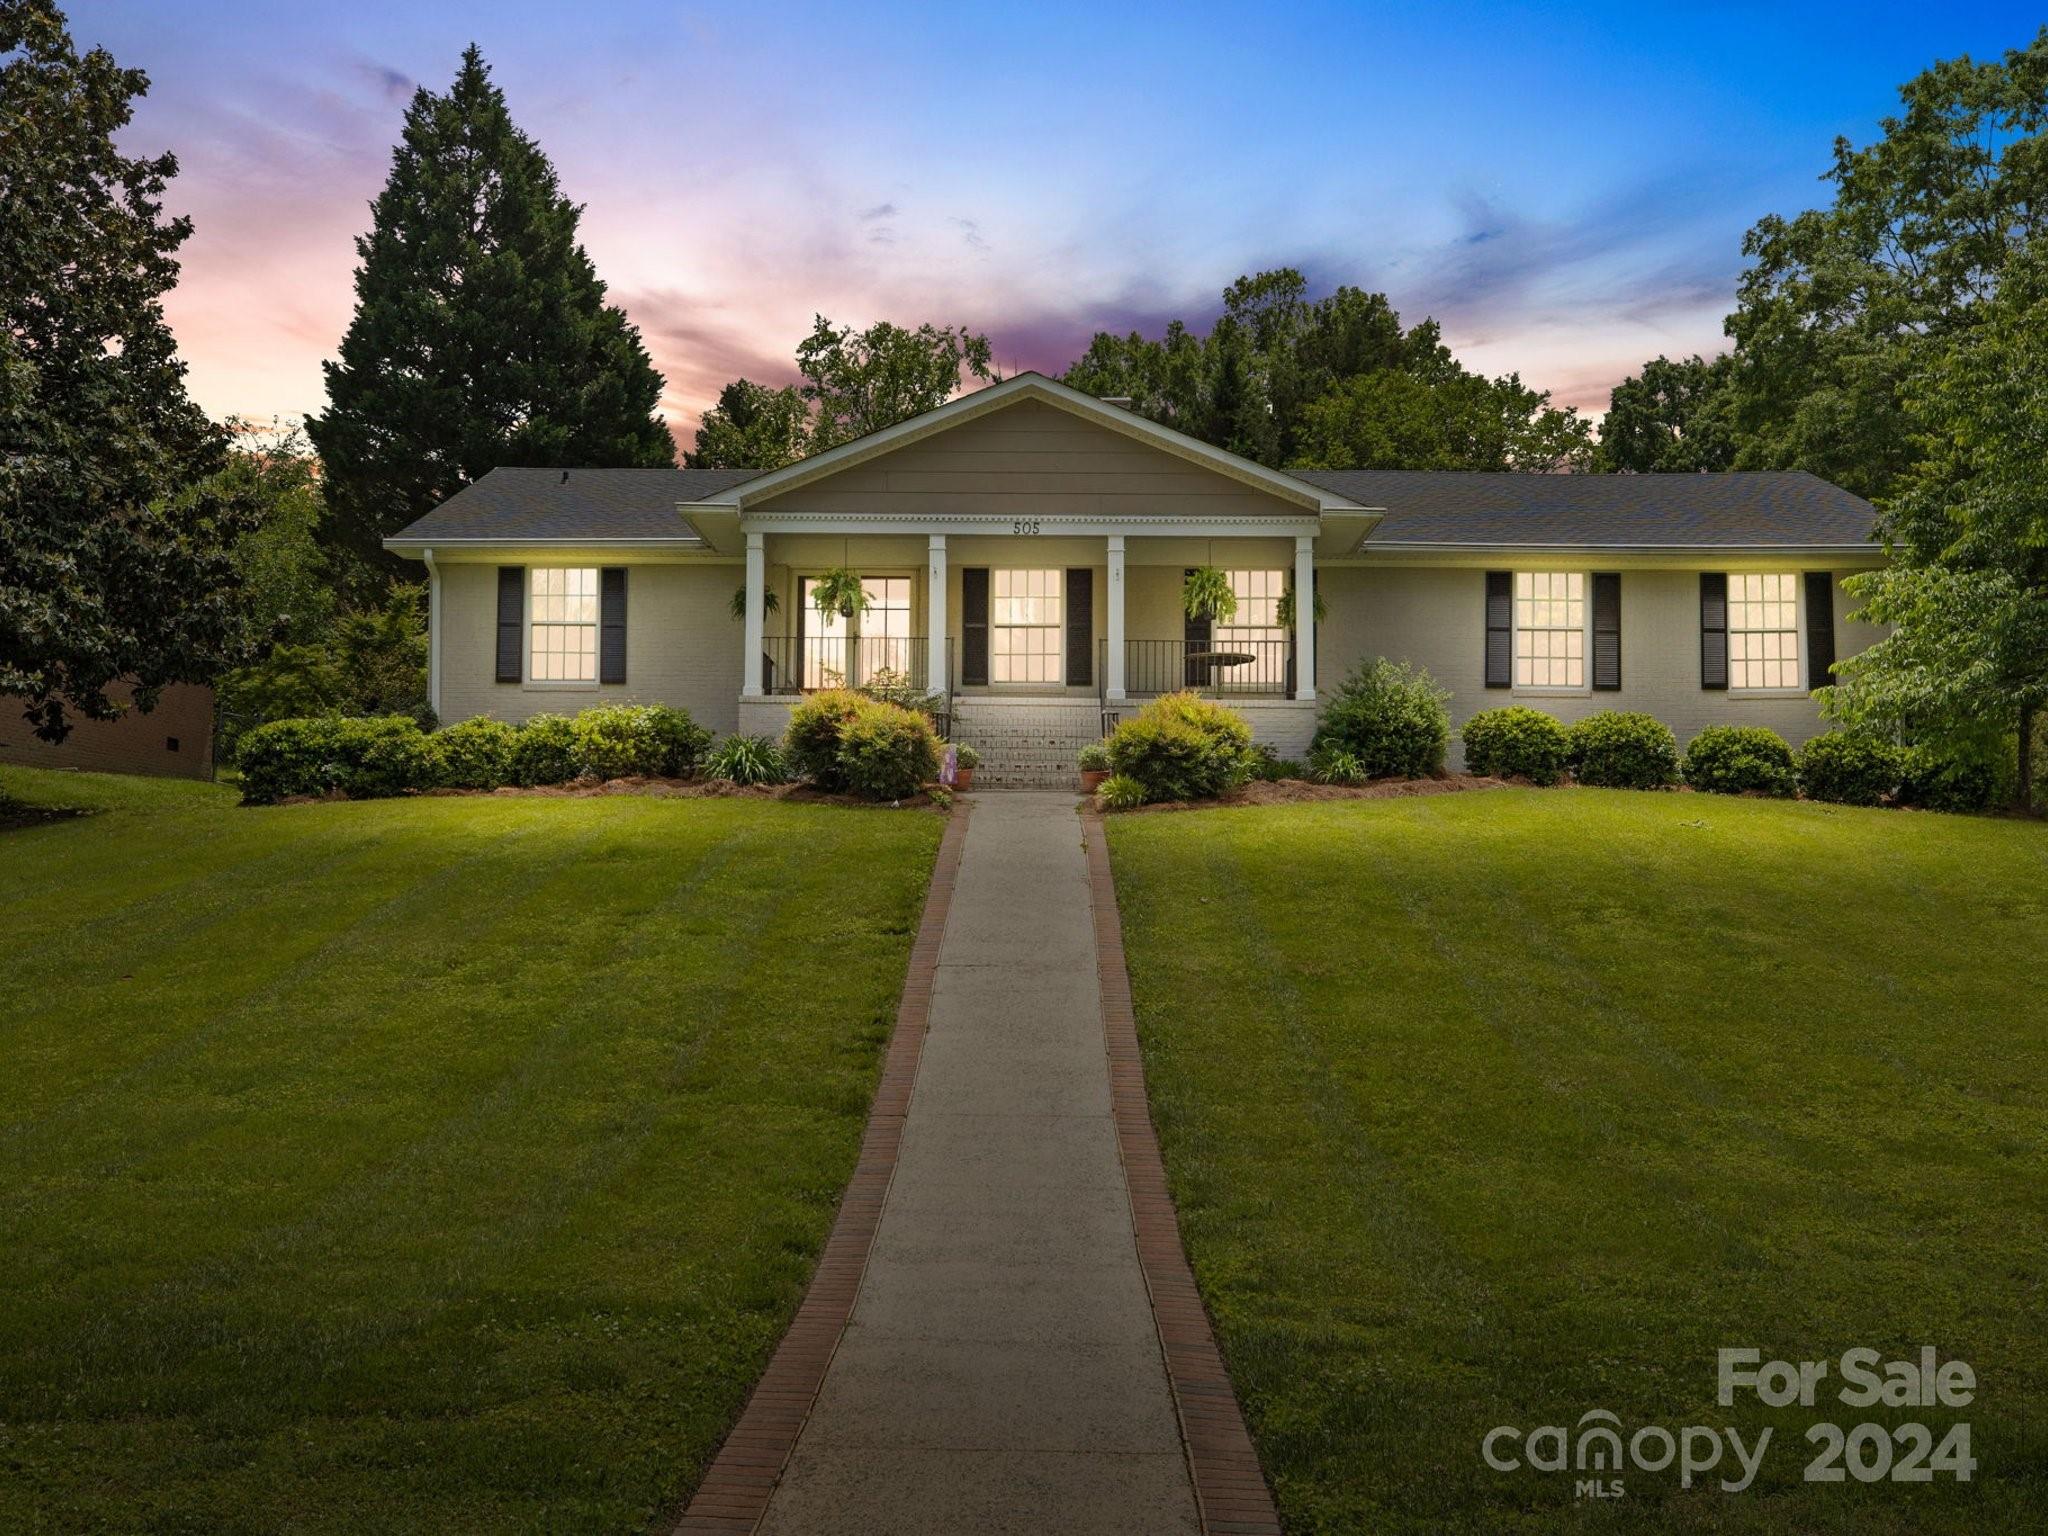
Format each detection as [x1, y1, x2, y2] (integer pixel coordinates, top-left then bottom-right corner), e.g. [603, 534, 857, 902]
[1100, 637, 1295, 698]
[760, 635, 950, 699]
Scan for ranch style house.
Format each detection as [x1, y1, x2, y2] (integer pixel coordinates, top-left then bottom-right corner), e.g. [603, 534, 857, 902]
[385, 372, 1884, 786]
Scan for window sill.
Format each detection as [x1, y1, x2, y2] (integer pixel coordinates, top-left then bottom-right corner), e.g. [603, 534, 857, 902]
[521, 681, 602, 691]
[1513, 686, 1592, 699]
[1726, 687, 1811, 700]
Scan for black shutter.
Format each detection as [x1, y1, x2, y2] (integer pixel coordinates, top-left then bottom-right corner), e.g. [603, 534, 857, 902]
[1700, 572, 1729, 690]
[599, 567, 627, 684]
[1183, 569, 1212, 687]
[1484, 571, 1512, 689]
[496, 566, 524, 683]
[961, 568, 989, 686]
[1065, 568, 1093, 688]
[1592, 572, 1621, 691]
[1804, 571, 1835, 692]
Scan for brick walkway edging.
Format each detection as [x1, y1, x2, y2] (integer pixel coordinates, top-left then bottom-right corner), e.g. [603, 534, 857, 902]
[674, 804, 971, 1535]
[1084, 811, 1285, 1536]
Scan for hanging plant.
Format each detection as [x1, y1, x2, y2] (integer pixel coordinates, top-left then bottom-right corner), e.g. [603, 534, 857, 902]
[728, 587, 782, 621]
[1276, 580, 1327, 628]
[810, 567, 870, 620]
[1181, 565, 1238, 624]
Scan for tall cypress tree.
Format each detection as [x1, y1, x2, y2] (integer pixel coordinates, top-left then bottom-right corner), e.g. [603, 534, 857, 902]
[311, 47, 673, 592]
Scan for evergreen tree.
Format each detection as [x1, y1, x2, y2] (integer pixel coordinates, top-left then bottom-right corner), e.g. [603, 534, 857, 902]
[310, 46, 673, 595]
[1, 0, 258, 742]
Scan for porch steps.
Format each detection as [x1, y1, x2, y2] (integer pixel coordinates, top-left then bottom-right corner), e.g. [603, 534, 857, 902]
[951, 701, 1103, 790]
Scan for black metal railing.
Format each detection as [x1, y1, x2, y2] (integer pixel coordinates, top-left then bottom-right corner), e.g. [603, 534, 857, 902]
[760, 635, 949, 698]
[1101, 637, 1295, 698]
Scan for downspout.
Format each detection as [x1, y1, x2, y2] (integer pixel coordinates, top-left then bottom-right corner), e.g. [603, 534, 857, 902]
[421, 547, 442, 721]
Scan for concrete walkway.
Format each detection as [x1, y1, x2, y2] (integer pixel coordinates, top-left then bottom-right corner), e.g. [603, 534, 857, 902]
[757, 792, 1200, 1534]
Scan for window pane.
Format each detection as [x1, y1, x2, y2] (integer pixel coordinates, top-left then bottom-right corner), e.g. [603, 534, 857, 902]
[529, 568, 598, 682]
[1216, 569, 1288, 687]
[1725, 570, 1800, 688]
[1512, 570, 1584, 689]
[992, 570, 1062, 683]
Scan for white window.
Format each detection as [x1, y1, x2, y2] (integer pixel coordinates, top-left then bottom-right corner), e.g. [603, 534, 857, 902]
[1215, 569, 1288, 688]
[802, 575, 914, 689]
[529, 567, 598, 682]
[992, 569, 1062, 684]
[1514, 571, 1584, 688]
[1728, 572, 1801, 689]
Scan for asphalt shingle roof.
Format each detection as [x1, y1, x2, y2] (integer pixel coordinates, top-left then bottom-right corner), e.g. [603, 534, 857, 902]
[389, 465, 1880, 550]
[388, 467, 758, 543]
[1292, 469, 1879, 548]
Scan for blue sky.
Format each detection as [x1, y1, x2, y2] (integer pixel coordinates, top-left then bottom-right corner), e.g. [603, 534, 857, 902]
[70, 0, 2047, 442]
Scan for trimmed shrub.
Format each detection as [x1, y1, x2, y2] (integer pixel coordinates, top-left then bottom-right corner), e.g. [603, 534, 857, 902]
[646, 705, 714, 777]
[1797, 732, 1903, 807]
[432, 716, 517, 790]
[784, 689, 870, 791]
[1683, 725, 1797, 797]
[1898, 741, 2005, 814]
[1460, 706, 1570, 784]
[236, 715, 435, 803]
[704, 733, 789, 785]
[508, 712, 580, 787]
[835, 701, 942, 800]
[1096, 773, 1148, 811]
[569, 704, 668, 779]
[1567, 710, 1679, 790]
[1310, 659, 1450, 780]
[1104, 690, 1255, 802]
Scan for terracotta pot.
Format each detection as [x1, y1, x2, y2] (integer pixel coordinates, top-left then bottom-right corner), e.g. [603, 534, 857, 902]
[954, 767, 974, 791]
[1080, 769, 1109, 792]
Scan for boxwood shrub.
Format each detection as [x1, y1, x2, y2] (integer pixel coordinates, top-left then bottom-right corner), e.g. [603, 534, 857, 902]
[1310, 658, 1449, 780]
[507, 713, 580, 787]
[835, 702, 943, 800]
[1796, 732, 1903, 807]
[568, 703, 712, 780]
[432, 716, 518, 790]
[1104, 690, 1255, 802]
[1682, 725, 1797, 797]
[237, 715, 437, 803]
[1459, 706, 1570, 784]
[1567, 710, 1678, 789]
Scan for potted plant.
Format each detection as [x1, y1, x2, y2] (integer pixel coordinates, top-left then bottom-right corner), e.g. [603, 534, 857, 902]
[1275, 579, 1327, 628]
[1078, 740, 1111, 792]
[1181, 565, 1238, 623]
[727, 587, 782, 620]
[951, 741, 980, 790]
[810, 567, 870, 621]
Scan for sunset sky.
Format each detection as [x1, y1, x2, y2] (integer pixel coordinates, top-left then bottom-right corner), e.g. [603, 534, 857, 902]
[73, 1, 2043, 450]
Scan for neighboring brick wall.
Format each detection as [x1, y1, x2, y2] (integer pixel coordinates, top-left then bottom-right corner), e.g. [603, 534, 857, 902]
[1318, 564, 1883, 768]
[0, 683, 215, 780]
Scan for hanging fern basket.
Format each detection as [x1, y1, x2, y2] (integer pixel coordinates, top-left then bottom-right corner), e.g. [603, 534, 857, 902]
[810, 566, 870, 621]
[1181, 565, 1238, 624]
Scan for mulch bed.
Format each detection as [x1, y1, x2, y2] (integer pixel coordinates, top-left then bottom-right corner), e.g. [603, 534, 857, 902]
[274, 776, 948, 810]
[1118, 773, 1510, 814]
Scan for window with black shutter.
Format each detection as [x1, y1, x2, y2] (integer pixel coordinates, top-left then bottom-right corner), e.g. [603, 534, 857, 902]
[1592, 572, 1621, 691]
[1804, 571, 1836, 692]
[1483, 571, 1512, 688]
[960, 568, 989, 686]
[599, 567, 627, 684]
[496, 566, 524, 682]
[1700, 572, 1729, 690]
[1065, 568, 1093, 687]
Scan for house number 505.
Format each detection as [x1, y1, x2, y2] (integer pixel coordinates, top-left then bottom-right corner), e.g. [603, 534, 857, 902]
[1012, 520, 1041, 535]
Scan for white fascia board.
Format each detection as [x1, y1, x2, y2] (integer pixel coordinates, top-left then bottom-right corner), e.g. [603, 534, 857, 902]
[737, 510, 1324, 538]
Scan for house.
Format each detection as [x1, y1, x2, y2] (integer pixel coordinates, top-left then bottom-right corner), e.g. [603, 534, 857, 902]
[384, 372, 1884, 786]
[0, 682, 216, 781]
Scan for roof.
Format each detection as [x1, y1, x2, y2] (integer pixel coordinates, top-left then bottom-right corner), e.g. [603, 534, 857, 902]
[387, 467, 756, 544]
[1293, 469, 1879, 550]
[385, 457, 1879, 555]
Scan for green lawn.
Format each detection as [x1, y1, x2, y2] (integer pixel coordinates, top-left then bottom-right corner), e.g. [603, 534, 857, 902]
[0, 766, 941, 1533]
[1107, 789, 2048, 1534]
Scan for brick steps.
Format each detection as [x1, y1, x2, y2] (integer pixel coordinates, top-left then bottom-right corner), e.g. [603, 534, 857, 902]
[952, 700, 1103, 790]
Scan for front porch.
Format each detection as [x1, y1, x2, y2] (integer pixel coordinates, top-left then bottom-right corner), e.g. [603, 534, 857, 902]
[735, 530, 1320, 710]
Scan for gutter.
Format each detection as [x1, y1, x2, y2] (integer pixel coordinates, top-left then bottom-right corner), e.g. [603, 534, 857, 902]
[420, 547, 441, 720]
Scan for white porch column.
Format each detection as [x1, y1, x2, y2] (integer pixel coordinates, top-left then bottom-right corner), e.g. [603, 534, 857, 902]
[742, 531, 766, 697]
[1105, 534, 1127, 701]
[1293, 534, 1316, 700]
[926, 534, 948, 691]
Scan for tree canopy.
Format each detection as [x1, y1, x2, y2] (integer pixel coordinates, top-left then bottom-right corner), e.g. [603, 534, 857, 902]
[1062, 270, 1595, 472]
[309, 45, 674, 596]
[0, 0, 258, 742]
[687, 316, 997, 468]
